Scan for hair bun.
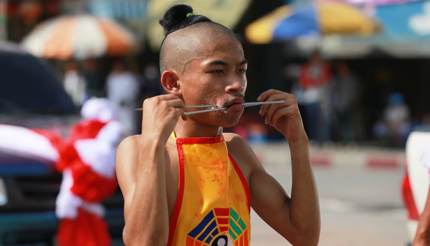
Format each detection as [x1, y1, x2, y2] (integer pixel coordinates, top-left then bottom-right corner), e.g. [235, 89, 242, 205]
[159, 4, 193, 35]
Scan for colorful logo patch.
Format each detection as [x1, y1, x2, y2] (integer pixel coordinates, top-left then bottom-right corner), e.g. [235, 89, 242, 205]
[186, 208, 248, 246]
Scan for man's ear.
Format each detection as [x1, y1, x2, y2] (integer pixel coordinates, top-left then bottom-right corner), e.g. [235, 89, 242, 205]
[160, 70, 181, 95]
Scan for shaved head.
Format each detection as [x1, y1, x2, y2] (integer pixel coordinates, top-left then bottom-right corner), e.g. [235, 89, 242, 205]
[159, 22, 241, 74]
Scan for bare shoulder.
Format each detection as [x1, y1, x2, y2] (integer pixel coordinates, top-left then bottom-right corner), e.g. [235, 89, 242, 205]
[117, 134, 139, 150]
[223, 132, 249, 149]
[223, 132, 263, 171]
[116, 135, 141, 198]
[116, 135, 140, 166]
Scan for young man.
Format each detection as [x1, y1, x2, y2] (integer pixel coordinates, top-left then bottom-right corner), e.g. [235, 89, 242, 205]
[116, 5, 320, 246]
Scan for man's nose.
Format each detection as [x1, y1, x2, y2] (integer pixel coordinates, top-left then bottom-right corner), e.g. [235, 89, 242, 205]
[225, 80, 245, 94]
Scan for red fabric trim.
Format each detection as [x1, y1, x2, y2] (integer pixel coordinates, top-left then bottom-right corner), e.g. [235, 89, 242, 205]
[229, 154, 251, 211]
[56, 142, 79, 171]
[69, 119, 107, 141]
[57, 208, 111, 246]
[402, 170, 419, 220]
[175, 135, 224, 145]
[244, 229, 249, 246]
[70, 161, 117, 203]
[167, 142, 186, 246]
[55, 119, 107, 172]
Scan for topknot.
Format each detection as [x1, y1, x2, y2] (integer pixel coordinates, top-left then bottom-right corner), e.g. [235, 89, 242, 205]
[159, 4, 211, 36]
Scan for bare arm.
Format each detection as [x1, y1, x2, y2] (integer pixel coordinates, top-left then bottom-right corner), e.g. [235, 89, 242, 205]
[413, 186, 430, 246]
[116, 94, 184, 246]
[116, 136, 169, 246]
[250, 89, 320, 245]
[287, 139, 319, 245]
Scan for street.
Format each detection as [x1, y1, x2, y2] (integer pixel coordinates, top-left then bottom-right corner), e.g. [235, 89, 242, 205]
[250, 144, 408, 246]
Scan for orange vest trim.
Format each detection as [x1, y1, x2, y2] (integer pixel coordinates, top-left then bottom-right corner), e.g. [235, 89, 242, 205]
[229, 154, 251, 210]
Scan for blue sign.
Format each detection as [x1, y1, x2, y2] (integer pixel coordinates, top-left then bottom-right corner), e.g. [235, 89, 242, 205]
[376, 1, 430, 39]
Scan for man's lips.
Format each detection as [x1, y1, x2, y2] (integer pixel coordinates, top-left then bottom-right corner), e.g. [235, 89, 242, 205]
[220, 98, 245, 113]
[222, 98, 245, 109]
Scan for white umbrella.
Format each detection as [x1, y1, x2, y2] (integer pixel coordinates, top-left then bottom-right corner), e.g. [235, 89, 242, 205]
[22, 15, 136, 60]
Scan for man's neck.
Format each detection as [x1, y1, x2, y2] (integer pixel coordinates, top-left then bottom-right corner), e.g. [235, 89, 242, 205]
[174, 118, 222, 138]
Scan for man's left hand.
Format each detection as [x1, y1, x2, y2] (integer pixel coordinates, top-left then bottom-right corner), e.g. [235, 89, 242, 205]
[258, 89, 308, 144]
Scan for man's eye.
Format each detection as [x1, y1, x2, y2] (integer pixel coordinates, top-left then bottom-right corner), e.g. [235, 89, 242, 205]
[209, 70, 224, 74]
[238, 68, 247, 74]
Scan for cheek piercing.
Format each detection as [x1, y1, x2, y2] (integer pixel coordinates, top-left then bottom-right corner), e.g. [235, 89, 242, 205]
[136, 100, 285, 116]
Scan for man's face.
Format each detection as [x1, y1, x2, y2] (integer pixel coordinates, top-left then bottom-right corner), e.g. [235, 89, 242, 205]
[179, 34, 247, 128]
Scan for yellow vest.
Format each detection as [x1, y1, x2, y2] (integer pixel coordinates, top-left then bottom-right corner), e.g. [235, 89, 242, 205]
[167, 134, 250, 246]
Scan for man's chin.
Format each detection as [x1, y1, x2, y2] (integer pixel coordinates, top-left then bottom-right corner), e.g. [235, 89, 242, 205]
[193, 111, 243, 128]
[219, 114, 242, 128]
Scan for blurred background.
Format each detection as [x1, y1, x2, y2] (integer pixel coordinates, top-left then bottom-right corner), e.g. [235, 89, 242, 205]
[1, 0, 430, 245]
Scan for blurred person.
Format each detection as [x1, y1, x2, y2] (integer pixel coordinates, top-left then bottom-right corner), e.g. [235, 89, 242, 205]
[106, 60, 140, 134]
[63, 62, 86, 107]
[142, 62, 163, 99]
[116, 4, 320, 246]
[414, 113, 430, 130]
[422, 114, 430, 128]
[299, 50, 332, 143]
[373, 92, 411, 146]
[286, 64, 303, 103]
[331, 62, 359, 143]
[247, 121, 269, 144]
[55, 98, 124, 246]
[82, 58, 103, 99]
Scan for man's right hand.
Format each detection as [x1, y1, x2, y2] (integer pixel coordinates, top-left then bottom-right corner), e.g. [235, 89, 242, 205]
[140, 94, 184, 145]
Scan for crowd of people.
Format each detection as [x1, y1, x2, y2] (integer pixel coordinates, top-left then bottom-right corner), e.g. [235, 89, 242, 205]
[61, 59, 162, 136]
[293, 50, 362, 144]
[284, 50, 414, 147]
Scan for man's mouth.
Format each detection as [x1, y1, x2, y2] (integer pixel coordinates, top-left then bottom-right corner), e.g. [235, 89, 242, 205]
[222, 98, 245, 110]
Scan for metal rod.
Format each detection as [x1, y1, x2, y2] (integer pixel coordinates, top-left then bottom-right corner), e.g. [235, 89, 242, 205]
[136, 100, 285, 115]
[183, 107, 226, 116]
[136, 104, 216, 111]
[242, 100, 285, 108]
[183, 104, 216, 109]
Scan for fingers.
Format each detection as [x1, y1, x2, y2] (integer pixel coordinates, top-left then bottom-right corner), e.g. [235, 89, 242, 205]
[257, 90, 299, 126]
[143, 94, 184, 109]
[257, 89, 284, 102]
[260, 94, 296, 118]
[142, 93, 181, 106]
[259, 93, 288, 117]
[162, 99, 184, 119]
[167, 99, 185, 109]
[269, 105, 297, 126]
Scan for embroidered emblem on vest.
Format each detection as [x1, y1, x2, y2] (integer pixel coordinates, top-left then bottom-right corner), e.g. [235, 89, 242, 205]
[187, 208, 248, 246]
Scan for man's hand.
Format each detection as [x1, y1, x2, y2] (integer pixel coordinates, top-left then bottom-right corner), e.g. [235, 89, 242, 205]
[258, 89, 307, 144]
[141, 94, 184, 144]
